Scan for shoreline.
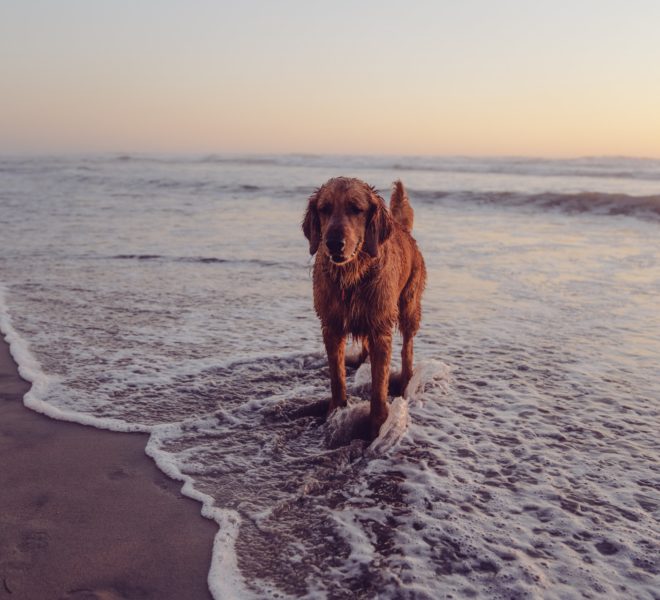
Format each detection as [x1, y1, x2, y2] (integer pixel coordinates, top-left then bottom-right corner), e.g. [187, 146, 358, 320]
[0, 335, 216, 599]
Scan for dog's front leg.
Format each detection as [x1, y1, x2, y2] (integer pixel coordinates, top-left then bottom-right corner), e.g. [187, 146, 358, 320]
[323, 327, 347, 413]
[368, 332, 392, 438]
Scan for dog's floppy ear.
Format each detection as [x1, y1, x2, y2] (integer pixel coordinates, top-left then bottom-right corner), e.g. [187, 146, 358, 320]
[364, 188, 393, 258]
[302, 190, 321, 255]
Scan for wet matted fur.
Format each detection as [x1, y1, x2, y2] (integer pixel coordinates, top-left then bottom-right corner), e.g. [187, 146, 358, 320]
[303, 177, 426, 437]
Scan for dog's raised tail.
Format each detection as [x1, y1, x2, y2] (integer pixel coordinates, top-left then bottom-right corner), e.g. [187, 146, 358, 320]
[390, 180, 414, 232]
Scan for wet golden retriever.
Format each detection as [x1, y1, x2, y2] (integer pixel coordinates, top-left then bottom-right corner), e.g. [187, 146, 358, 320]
[303, 178, 426, 437]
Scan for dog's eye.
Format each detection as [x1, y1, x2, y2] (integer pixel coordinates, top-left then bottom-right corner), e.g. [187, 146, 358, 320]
[349, 204, 364, 215]
[319, 205, 332, 215]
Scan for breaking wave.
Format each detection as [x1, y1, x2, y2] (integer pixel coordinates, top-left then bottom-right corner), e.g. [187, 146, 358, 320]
[413, 189, 660, 220]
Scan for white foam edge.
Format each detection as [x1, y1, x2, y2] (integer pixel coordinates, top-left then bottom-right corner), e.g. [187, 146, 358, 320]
[368, 396, 410, 455]
[355, 359, 453, 454]
[327, 506, 375, 568]
[0, 285, 149, 432]
[145, 425, 250, 600]
[0, 284, 250, 600]
[405, 358, 453, 403]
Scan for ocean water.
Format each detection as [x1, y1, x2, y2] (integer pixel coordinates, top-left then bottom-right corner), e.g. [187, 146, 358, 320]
[0, 154, 658, 599]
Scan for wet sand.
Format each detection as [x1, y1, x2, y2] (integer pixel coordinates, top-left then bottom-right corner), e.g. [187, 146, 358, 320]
[0, 336, 216, 600]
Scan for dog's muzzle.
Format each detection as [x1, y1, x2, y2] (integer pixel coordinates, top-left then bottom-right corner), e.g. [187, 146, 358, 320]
[329, 239, 362, 265]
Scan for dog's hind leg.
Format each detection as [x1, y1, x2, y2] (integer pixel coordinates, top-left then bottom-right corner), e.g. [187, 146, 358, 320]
[345, 337, 369, 369]
[400, 333, 414, 396]
[388, 338, 412, 398]
[397, 270, 424, 397]
[323, 327, 347, 412]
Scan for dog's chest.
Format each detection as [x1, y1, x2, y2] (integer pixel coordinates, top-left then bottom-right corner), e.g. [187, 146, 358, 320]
[337, 285, 376, 336]
[314, 259, 394, 335]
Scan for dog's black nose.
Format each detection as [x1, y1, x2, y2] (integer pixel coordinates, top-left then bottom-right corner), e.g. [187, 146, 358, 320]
[325, 236, 346, 255]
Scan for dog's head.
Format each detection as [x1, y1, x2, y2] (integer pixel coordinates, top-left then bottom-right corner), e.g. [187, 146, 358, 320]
[302, 177, 393, 265]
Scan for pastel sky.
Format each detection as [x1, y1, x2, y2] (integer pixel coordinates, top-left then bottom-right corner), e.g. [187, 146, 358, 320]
[2, 0, 659, 157]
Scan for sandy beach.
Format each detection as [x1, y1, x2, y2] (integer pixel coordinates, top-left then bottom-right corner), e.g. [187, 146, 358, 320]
[0, 335, 216, 600]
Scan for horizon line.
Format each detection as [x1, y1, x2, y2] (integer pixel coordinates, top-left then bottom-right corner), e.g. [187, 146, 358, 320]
[2, 149, 660, 162]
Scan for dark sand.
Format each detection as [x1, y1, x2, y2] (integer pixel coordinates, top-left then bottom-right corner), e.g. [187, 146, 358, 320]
[0, 336, 216, 600]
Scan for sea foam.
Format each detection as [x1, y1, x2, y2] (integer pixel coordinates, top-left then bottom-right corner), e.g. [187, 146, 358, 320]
[0, 284, 252, 600]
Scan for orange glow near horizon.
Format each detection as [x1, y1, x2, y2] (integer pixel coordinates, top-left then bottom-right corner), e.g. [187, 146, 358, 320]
[2, 1, 660, 158]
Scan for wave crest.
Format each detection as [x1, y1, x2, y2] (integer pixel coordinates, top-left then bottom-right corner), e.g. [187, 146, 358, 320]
[413, 189, 660, 220]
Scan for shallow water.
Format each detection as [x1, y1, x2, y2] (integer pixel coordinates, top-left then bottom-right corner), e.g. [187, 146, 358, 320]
[1, 154, 659, 599]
